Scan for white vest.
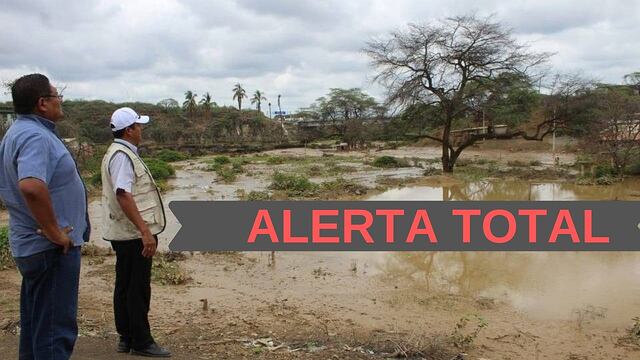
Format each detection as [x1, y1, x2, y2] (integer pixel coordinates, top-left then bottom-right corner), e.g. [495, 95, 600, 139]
[101, 142, 166, 241]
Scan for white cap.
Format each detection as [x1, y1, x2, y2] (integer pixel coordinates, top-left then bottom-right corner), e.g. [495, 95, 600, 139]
[110, 107, 150, 132]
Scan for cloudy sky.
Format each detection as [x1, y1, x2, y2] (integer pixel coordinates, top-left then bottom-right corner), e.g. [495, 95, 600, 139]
[1, 0, 638, 113]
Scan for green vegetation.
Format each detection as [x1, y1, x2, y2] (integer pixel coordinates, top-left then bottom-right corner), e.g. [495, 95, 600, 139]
[454, 163, 571, 182]
[206, 156, 244, 183]
[215, 166, 239, 183]
[372, 156, 410, 168]
[244, 190, 272, 201]
[267, 172, 370, 199]
[143, 158, 175, 180]
[269, 172, 318, 197]
[88, 172, 102, 187]
[575, 163, 623, 186]
[594, 164, 617, 178]
[318, 178, 368, 198]
[450, 314, 488, 350]
[151, 253, 189, 285]
[83, 156, 174, 190]
[266, 155, 287, 164]
[212, 155, 231, 165]
[155, 149, 189, 163]
[0, 226, 13, 269]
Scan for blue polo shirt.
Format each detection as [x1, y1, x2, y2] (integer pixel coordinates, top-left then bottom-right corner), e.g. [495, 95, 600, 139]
[0, 114, 89, 257]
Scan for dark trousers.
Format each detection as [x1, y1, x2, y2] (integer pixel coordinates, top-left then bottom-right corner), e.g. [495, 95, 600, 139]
[14, 247, 81, 360]
[110, 238, 156, 350]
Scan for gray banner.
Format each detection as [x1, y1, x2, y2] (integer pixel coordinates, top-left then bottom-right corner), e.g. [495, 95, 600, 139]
[168, 201, 640, 251]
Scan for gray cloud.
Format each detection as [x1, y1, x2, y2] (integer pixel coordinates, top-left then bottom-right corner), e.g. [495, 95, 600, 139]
[0, 0, 638, 112]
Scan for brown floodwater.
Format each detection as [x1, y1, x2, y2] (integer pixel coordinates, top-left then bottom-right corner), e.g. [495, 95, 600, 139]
[368, 180, 640, 324]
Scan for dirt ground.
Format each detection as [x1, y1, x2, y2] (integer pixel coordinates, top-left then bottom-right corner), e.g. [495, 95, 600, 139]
[2, 139, 640, 359]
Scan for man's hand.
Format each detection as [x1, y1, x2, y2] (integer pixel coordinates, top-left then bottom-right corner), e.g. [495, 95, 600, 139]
[38, 226, 74, 254]
[116, 190, 157, 258]
[141, 230, 156, 258]
[19, 178, 75, 253]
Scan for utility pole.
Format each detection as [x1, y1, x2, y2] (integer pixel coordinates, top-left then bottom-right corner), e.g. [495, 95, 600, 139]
[552, 108, 557, 166]
[277, 95, 282, 116]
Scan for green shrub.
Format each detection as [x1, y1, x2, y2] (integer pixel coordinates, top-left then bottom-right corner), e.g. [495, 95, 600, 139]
[231, 157, 250, 166]
[266, 156, 286, 165]
[626, 159, 640, 175]
[595, 175, 615, 185]
[78, 150, 105, 175]
[372, 156, 409, 168]
[88, 171, 102, 186]
[206, 157, 244, 183]
[232, 162, 244, 172]
[152, 255, 189, 285]
[269, 172, 318, 197]
[216, 166, 237, 183]
[245, 190, 272, 201]
[594, 164, 617, 178]
[206, 163, 221, 172]
[143, 158, 175, 180]
[212, 156, 231, 165]
[156, 149, 188, 162]
[320, 178, 368, 196]
[0, 226, 13, 269]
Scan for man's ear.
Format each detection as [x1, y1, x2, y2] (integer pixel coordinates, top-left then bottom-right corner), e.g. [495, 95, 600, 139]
[35, 97, 46, 113]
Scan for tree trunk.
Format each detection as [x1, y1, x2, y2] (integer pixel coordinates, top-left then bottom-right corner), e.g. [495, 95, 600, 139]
[442, 120, 454, 172]
[442, 143, 453, 172]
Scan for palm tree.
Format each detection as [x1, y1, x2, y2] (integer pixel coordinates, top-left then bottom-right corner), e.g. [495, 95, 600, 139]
[276, 94, 288, 136]
[183, 91, 198, 118]
[250, 90, 267, 113]
[232, 83, 247, 137]
[200, 92, 215, 115]
[232, 83, 246, 111]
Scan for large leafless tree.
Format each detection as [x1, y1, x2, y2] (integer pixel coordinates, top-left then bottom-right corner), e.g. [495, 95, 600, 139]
[365, 15, 551, 171]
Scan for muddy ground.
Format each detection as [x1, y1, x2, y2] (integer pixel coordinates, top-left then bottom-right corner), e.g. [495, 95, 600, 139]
[2, 138, 640, 359]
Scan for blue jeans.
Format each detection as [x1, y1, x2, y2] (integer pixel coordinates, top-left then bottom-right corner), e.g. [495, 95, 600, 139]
[14, 247, 81, 360]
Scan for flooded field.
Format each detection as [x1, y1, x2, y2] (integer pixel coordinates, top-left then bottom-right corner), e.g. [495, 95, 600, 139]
[2, 141, 640, 359]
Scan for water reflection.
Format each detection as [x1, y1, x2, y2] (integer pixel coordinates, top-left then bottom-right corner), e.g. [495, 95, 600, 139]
[370, 179, 640, 201]
[369, 179, 640, 320]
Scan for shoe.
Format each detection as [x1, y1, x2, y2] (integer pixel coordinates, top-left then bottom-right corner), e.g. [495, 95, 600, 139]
[131, 342, 172, 357]
[117, 338, 131, 353]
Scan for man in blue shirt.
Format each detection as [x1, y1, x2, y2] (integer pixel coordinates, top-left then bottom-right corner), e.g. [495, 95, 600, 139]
[0, 74, 89, 359]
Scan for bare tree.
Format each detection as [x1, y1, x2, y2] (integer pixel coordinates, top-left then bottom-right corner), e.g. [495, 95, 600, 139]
[624, 72, 640, 95]
[365, 15, 550, 172]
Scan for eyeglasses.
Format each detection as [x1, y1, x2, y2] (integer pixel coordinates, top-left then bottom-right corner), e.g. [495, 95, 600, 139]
[41, 94, 64, 101]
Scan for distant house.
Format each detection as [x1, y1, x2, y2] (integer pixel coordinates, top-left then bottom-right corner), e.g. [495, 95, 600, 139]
[600, 115, 640, 142]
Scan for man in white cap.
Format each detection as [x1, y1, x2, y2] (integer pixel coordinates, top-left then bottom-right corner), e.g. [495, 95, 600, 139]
[100, 107, 170, 357]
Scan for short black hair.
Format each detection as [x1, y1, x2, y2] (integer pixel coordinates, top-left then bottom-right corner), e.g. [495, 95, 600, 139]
[11, 74, 51, 114]
[112, 123, 136, 139]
